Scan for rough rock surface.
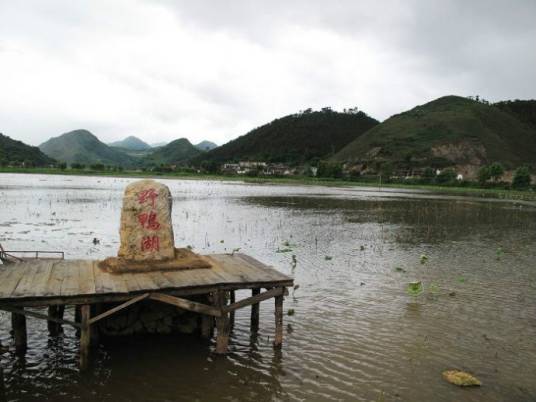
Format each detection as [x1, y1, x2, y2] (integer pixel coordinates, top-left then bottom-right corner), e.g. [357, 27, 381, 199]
[118, 179, 175, 261]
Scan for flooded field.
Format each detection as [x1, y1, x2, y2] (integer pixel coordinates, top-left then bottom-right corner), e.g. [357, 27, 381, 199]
[1, 173, 536, 402]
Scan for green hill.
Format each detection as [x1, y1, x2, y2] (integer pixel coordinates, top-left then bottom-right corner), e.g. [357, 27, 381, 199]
[0, 133, 56, 166]
[109, 136, 151, 151]
[494, 100, 536, 130]
[194, 109, 379, 165]
[39, 129, 135, 167]
[194, 140, 218, 151]
[142, 138, 201, 166]
[333, 96, 536, 169]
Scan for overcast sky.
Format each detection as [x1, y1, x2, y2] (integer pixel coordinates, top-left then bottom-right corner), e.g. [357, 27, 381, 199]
[1, 0, 535, 146]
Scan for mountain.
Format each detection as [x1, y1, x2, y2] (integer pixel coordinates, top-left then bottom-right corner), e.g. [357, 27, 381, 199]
[333, 96, 536, 169]
[195, 109, 379, 165]
[39, 129, 135, 166]
[151, 142, 168, 148]
[142, 138, 202, 166]
[0, 133, 55, 166]
[109, 136, 151, 151]
[194, 140, 218, 151]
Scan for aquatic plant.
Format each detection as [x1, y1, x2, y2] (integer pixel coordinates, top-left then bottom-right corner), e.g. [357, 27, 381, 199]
[407, 281, 424, 296]
[324, 255, 332, 260]
[395, 266, 406, 273]
[420, 254, 428, 264]
[496, 247, 504, 260]
[287, 309, 295, 316]
[276, 248, 293, 253]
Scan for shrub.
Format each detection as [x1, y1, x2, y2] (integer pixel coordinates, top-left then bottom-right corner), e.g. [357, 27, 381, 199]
[512, 166, 531, 190]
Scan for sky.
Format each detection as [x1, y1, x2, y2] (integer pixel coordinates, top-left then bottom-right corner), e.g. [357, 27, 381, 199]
[1, 0, 535, 147]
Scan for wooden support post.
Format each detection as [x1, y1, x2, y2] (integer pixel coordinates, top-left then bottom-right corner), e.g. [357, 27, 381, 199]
[79, 305, 91, 370]
[251, 288, 260, 333]
[90, 304, 101, 344]
[48, 305, 65, 336]
[200, 293, 214, 339]
[0, 359, 5, 402]
[215, 290, 230, 354]
[11, 310, 27, 354]
[229, 290, 235, 330]
[273, 292, 284, 348]
[200, 315, 213, 339]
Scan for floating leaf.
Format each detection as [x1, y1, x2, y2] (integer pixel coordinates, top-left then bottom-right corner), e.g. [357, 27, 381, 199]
[395, 267, 406, 273]
[325, 255, 332, 261]
[420, 254, 428, 264]
[442, 370, 481, 387]
[287, 309, 295, 316]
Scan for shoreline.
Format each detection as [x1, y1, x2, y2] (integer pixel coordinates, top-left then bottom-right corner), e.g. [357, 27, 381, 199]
[1, 167, 535, 202]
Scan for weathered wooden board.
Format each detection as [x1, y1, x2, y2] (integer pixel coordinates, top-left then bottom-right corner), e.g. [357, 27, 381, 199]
[0, 254, 292, 303]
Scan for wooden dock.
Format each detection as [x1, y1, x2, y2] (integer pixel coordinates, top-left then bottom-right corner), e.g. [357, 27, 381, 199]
[0, 253, 293, 369]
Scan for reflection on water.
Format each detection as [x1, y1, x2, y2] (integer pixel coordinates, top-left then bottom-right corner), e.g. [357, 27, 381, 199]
[1, 173, 536, 401]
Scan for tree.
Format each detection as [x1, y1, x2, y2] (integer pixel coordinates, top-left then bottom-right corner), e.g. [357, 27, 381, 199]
[512, 166, 531, 190]
[435, 168, 457, 184]
[489, 162, 504, 182]
[317, 161, 343, 178]
[58, 162, 67, 170]
[477, 166, 491, 185]
[422, 167, 435, 183]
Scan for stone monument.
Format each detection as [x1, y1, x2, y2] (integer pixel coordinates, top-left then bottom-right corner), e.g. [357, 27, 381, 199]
[99, 179, 211, 273]
[118, 179, 175, 261]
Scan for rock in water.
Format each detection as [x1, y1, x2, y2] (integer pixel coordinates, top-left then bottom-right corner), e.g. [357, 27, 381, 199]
[118, 179, 175, 261]
[442, 370, 482, 387]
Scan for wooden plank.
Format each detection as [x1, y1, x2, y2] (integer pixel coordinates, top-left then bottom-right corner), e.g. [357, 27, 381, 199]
[89, 293, 150, 325]
[0, 305, 79, 328]
[0, 263, 30, 298]
[235, 253, 290, 282]
[121, 272, 145, 293]
[59, 260, 82, 296]
[93, 262, 120, 294]
[45, 261, 66, 297]
[11, 262, 44, 297]
[129, 272, 161, 292]
[149, 293, 222, 317]
[146, 271, 176, 289]
[78, 261, 96, 295]
[26, 261, 55, 298]
[224, 287, 285, 312]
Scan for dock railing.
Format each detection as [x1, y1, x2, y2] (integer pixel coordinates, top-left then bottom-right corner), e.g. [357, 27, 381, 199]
[0, 244, 64, 265]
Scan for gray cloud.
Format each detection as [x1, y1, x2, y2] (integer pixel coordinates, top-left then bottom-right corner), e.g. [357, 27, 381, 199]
[0, 0, 534, 146]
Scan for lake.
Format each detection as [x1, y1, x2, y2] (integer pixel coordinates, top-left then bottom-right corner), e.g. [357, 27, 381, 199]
[1, 173, 536, 402]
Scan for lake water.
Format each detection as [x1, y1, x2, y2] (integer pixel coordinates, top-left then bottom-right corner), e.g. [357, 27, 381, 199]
[1, 173, 536, 402]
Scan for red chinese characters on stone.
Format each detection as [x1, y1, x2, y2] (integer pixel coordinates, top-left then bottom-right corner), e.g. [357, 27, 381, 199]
[137, 211, 161, 230]
[141, 235, 160, 252]
[137, 188, 158, 208]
